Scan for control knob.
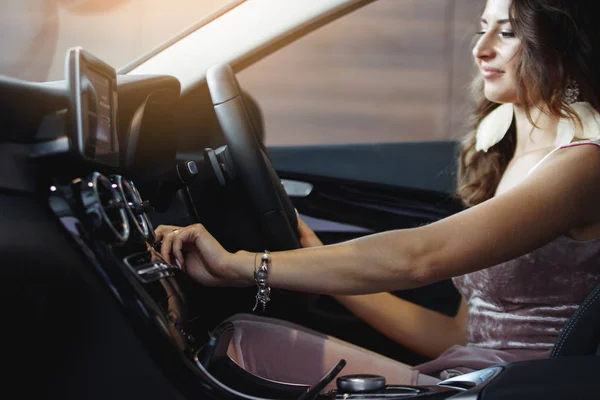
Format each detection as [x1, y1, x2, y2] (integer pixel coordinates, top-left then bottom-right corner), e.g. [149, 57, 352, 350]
[336, 374, 386, 393]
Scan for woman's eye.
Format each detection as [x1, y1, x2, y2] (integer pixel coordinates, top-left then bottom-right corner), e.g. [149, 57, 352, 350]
[474, 30, 515, 38]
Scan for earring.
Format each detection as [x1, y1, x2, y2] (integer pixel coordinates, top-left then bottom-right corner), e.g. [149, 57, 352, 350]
[475, 103, 514, 152]
[557, 79, 600, 146]
[564, 79, 580, 104]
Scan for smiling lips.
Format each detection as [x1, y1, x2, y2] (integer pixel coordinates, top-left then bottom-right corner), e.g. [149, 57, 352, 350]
[481, 66, 504, 79]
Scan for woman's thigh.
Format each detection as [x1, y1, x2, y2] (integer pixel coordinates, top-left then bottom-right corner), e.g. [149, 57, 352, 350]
[225, 314, 439, 390]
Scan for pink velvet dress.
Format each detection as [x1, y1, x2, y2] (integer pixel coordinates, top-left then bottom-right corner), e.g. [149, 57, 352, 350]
[416, 233, 600, 380]
[226, 140, 600, 388]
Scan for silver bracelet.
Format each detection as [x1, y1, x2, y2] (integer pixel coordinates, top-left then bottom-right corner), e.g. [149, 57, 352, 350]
[253, 250, 271, 312]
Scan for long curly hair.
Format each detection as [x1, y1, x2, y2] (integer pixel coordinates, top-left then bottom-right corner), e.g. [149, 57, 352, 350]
[457, 0, 600, 207]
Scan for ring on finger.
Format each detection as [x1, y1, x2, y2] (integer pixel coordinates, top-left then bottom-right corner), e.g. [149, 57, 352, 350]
[173, 229, 180, 235]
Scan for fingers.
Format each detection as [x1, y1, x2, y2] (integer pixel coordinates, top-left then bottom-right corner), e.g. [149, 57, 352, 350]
[160, 231, 176, 265]
[171, 231, 186, 268]
[296, 214, 314, 237]
[159, 224, 207, 267]
[296, 214, 323, 248]
[154, 224, 183, 242]
[296, 215, 310, 233]
[160, 228, 187, 265]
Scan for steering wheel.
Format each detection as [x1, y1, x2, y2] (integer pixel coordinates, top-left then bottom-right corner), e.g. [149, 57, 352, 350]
[206, 64, 300, 251]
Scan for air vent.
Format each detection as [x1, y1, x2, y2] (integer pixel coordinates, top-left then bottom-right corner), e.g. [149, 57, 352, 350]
[112, 175, 151, 242]
[79, 172, 130, 245]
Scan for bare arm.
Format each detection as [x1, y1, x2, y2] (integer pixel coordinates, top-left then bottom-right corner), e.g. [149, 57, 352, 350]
[335, 294, 468, 359]
[296, 216, 469, 359]
[162, 145, 600, 295]
[236, 145, 600, 293]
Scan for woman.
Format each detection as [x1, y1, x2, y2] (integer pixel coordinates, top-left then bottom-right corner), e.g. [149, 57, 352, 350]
[156, 0, 600, 387]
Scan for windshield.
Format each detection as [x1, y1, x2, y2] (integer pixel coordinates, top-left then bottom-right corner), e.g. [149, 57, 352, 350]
[0, 0, 238, 82]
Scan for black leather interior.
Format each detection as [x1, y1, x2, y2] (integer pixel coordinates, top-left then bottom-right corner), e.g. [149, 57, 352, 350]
[550, 284, 600, 358]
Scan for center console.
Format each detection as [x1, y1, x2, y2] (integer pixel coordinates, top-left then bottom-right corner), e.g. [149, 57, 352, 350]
[45, 164, 470, 399]
[34, 48, 203, 366]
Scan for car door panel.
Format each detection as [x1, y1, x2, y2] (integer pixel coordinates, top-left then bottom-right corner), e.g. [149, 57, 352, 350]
[270, 141, 460, 193]
[269, 141, 463, 365]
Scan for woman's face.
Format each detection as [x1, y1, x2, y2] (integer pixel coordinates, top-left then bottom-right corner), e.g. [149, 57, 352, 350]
[473, 0, 522, 104]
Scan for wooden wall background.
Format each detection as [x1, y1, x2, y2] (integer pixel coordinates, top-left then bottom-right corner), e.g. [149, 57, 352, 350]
[238, 0, 482, 146]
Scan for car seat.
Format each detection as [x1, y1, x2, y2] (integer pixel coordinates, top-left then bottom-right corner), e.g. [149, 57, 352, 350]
[550, 284, 600, 357]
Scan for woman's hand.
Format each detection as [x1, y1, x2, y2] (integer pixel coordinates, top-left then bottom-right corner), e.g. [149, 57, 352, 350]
[297, 215, 323, 248]
[154, 224, 184, 243]
[155, 224, 248, 287]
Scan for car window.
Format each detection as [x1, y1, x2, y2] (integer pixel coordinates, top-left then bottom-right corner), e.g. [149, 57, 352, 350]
[238, 0, 481, 146]
[0, 0, 237, 82]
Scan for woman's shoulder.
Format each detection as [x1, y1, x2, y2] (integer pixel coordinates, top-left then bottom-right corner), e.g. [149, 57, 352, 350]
[528, 138, 600, 176]
[561, 138, 600, 149]
[555, 138, 600, 166]
[523, 139, 600, 220]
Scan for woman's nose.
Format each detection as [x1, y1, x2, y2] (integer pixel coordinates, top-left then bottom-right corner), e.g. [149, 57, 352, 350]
[473, 34, 495, 61]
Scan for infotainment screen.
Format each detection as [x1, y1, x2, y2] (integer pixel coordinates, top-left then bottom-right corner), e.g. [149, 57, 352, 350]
[66, 47, 120, 167]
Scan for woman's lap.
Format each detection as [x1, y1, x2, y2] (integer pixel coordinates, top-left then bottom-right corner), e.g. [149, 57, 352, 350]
[225, 313, 440, 391]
